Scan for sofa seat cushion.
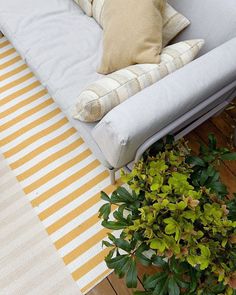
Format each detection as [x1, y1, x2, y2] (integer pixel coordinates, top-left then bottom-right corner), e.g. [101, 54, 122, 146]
[0, 0, 103, 115]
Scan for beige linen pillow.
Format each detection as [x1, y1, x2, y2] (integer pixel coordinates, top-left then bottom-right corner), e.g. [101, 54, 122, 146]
[162, 4, 190, 47]
[73, 39, 204, 122]
[92, 1, 190, 47]
[97, 0, 165, 75]
[74, 0, 93, 16]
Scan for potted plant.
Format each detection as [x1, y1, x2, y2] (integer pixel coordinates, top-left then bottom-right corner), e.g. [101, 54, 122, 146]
[99, 135, 236, 295]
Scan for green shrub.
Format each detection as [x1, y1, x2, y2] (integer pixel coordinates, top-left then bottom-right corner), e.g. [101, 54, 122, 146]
[99, 135, 236, 295]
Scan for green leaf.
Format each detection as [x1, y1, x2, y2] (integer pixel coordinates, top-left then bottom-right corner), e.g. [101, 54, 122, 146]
[114, 238, 132, 252]
[168, 277, 180, 295]
[116, 187, 134, 202]
[165, 223, 176, 235]
[150, 239, 167, 253]
[133, 291, 153, 295]
[200, 169, 209, 186]
[113, 210, 129, 224]
[101, 191, 110, 202]
[126, 259, 138, 288]
[227, 197, 236, 221]
[210, 282, 226, 293]
[186, 156, 206, 167]
[208, 134, 217, 150]
[135, 244, 152, 266]
[102, 240, 113, 248]
[189, 267, 198, 292]
[115, 256, 131, 278]
[102, 220, 127, 230]
[136, 252, 152, 267]
[107, 233, 116, 242]
[221, 152, 236, 161]
[208, 182, 227, 195]
[206, 165, 216, 177]
[151, 255, 168, 267]
[153, 274, 169, 295]
[143, 272, 168, 291]
[106, 254, 129, 270]
[98, 203, 111, 220]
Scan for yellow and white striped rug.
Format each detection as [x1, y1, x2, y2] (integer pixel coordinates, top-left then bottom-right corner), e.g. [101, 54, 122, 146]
[0, 35, 118, 294]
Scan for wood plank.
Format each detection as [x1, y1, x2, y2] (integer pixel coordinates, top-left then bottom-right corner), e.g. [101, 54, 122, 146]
[87, 278, 117, 295]
[194, 120, 236, 176]
[137, 263, 162, 278]
[211, 114, 235, 142]
[108, 272, 144, 295]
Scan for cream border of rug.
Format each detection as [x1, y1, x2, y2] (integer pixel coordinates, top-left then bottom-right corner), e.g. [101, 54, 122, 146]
[0, 154, 82, 295]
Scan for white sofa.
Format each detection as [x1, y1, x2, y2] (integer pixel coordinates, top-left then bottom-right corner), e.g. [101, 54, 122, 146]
[0, 0, 236, 182]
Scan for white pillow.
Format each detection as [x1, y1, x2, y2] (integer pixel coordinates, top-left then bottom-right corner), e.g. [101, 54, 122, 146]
[73, 39, 204, 122]
[74, 0, 93, 16]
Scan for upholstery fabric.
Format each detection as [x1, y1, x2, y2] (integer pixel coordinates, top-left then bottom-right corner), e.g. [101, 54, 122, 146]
[73, 39, 204, 122]
[168, 0, 236, 54]
[162, 3, 190, 47]
[73, 0, 93, 16]
[92, 0, 190, 47]
[92, 37, 236, 168]
[0, 0, 103, 113]
[97, 0, 165, 74]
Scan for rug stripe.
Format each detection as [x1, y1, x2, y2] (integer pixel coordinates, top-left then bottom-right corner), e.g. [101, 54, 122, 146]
[37, 169, 108, 216]
[0, 35, 117, 294]
[72, 249, 110, 281]
[0, 89, 48, 119]
[10, 127, 76, 168]
[0, 47, 15, 59]
[17, 138, 84, 181]
[3, 117, 68, 157]
[0, 81, 41, 106]
[0, 108, 61, 145]
[36, 160, 102, 215]
[64, 228, 112, 265]
[0, 56, 22, 70]
[0, 72, 34, 93]
[0, 99, 54, 131]
[1, 64, 28, 81]
[0, 40, 9, 49]
[46, 184, 114, 235]
[23, 149, 92, 194]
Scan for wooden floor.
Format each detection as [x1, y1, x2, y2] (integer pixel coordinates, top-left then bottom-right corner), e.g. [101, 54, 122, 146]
[88, 99, 236, 295]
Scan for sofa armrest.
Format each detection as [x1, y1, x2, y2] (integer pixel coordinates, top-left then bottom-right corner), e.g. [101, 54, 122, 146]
[92, 37, 236, 168]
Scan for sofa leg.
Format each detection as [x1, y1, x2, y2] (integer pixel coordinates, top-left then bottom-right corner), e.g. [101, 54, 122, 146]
[109, 169, 116, 185]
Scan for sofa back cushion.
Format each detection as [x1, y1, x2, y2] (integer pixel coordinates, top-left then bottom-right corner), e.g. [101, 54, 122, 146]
[168, 0, 236, 54]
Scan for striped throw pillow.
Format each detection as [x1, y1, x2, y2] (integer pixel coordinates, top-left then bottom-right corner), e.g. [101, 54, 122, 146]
[92, 1, 190, 47]
[162, 4, 190, 47]
[74, 0, 93, 16]
[73, 39, 204, 122]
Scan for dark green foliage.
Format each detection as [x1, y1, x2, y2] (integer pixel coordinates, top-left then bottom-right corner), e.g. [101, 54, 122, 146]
[99, 134, 236, 295]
